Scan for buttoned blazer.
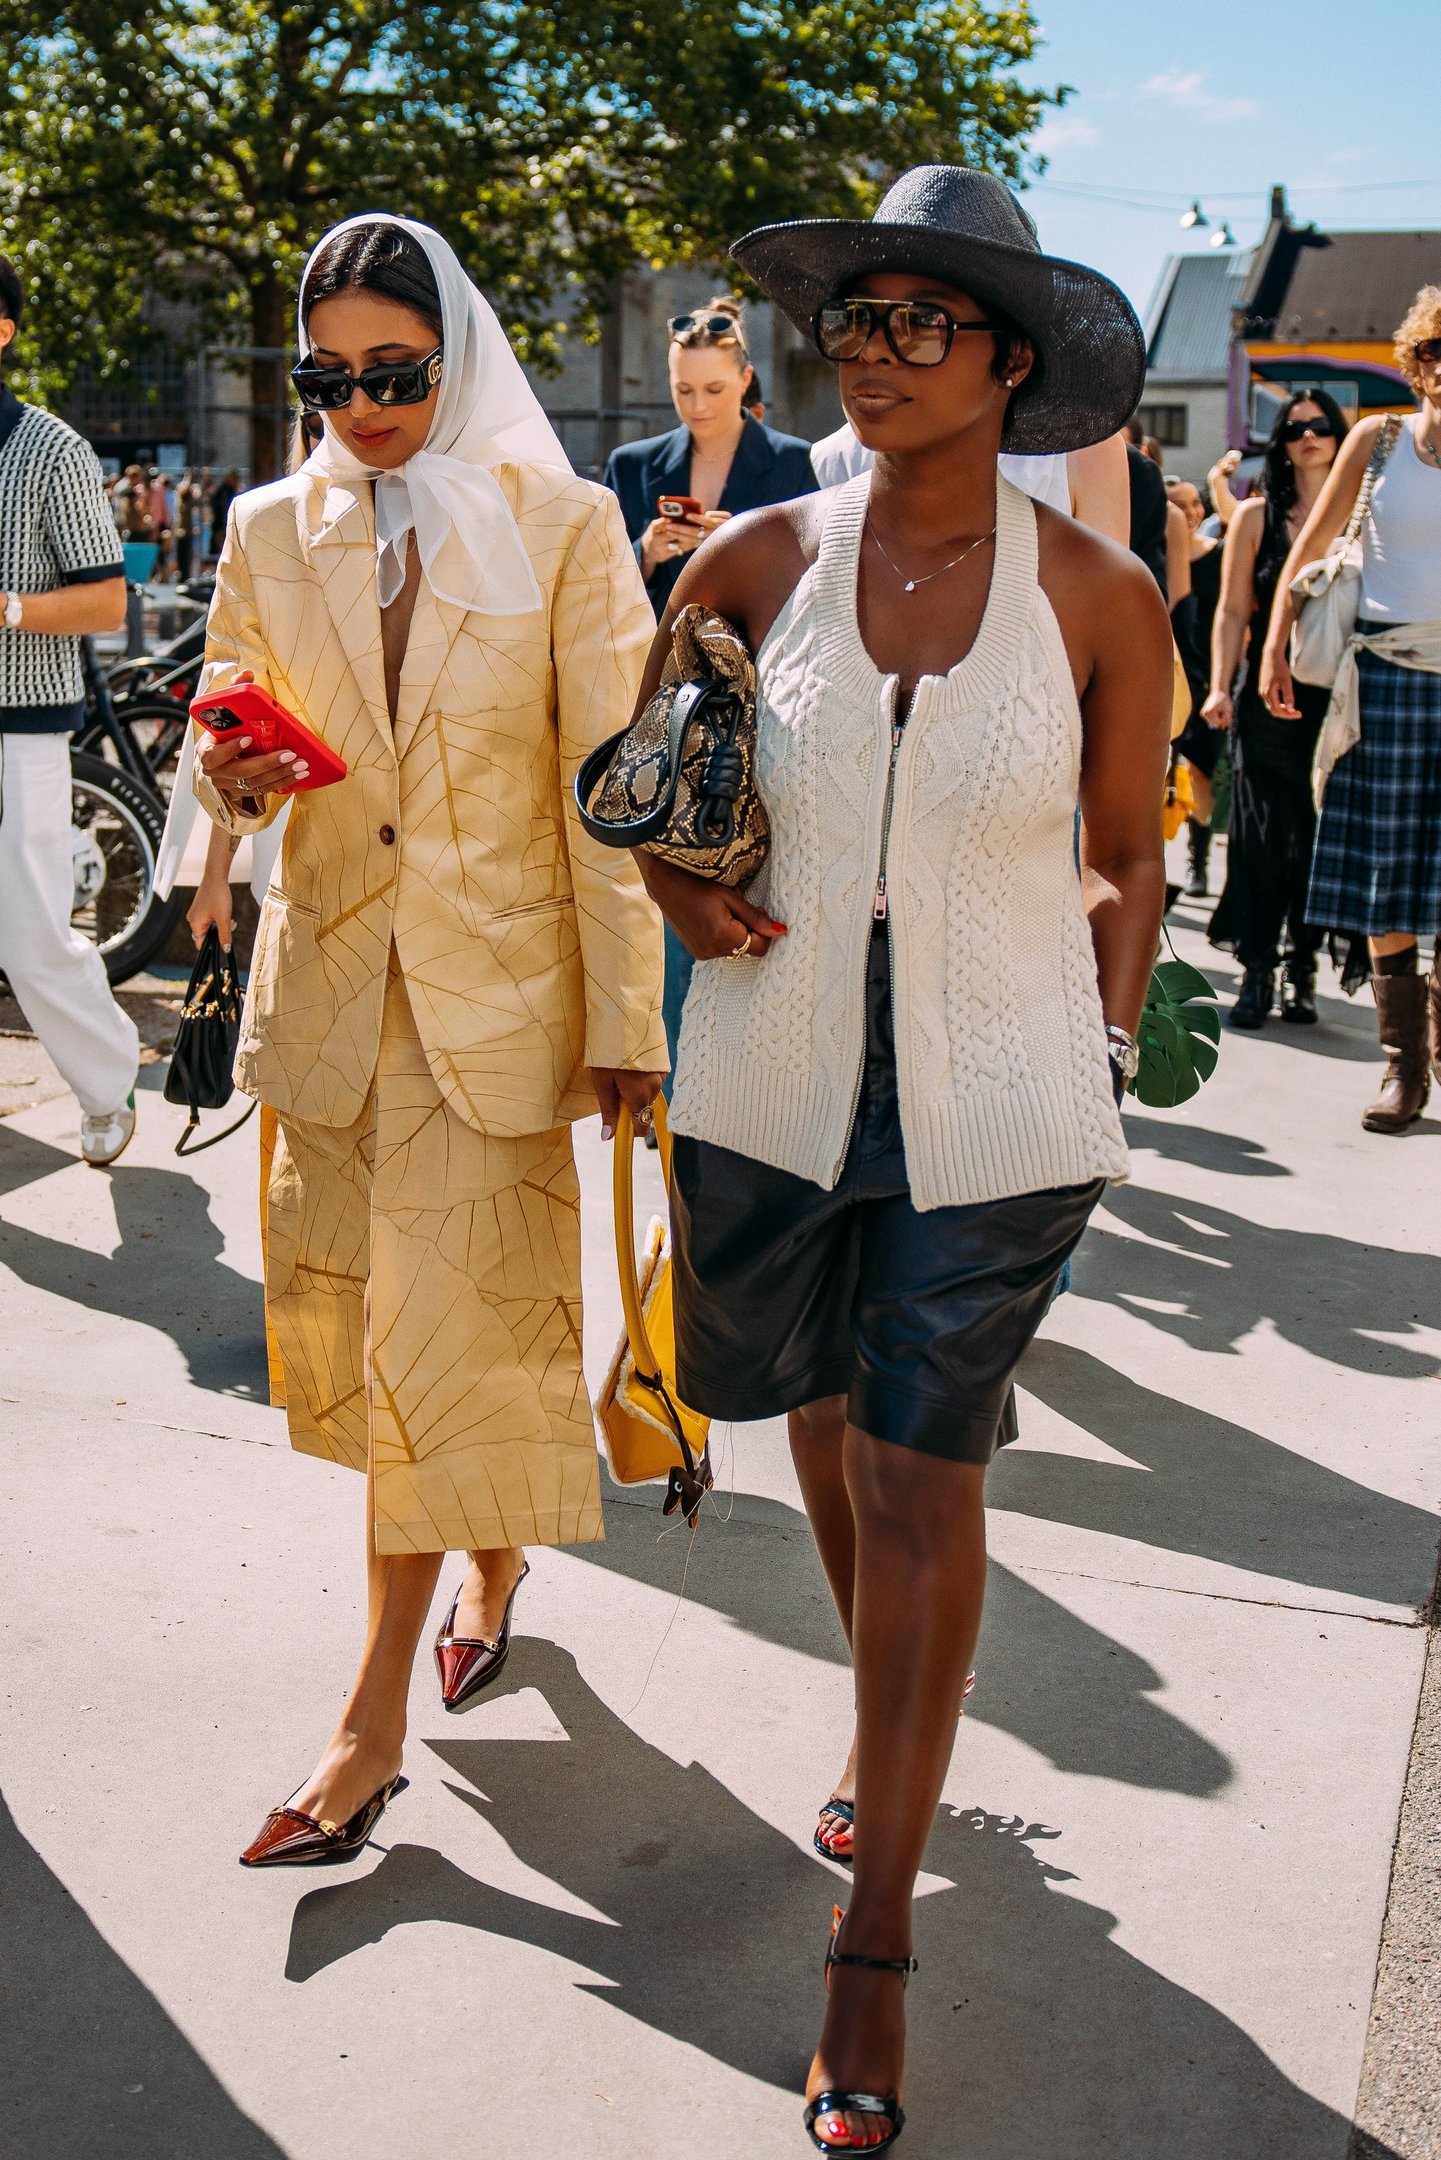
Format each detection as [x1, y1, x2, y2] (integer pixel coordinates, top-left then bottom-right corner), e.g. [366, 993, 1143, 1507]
[603, 414, 818, 616]
[193, 461, 667, 1136]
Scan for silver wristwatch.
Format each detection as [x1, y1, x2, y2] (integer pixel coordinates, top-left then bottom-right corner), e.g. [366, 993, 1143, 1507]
[2, 591, 22, 630]
[1106, 1024, 1140, 1081]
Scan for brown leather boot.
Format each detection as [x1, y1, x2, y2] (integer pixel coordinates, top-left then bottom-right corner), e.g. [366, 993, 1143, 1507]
[1362, 974, 1430, 1133]
[1429, 952, 1441, 1085]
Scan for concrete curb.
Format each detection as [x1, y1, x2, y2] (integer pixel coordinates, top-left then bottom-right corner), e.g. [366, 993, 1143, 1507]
[1351, 1553, 1441, 2160]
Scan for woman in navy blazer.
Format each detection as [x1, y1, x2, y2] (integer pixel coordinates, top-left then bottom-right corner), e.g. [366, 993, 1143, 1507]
[603, 299, 817, 1062]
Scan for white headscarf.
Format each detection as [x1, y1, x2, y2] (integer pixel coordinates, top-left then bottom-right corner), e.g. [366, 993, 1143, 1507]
[297, 213, 572, 615]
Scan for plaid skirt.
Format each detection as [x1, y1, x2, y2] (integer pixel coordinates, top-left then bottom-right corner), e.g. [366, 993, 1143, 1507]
[1308, 647, 1441, 937]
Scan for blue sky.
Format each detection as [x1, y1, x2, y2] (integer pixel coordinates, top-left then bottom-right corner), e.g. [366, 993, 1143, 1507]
[1015, 0, 1441, 322]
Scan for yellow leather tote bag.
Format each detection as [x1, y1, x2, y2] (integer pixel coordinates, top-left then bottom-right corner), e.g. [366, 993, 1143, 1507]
[595, 1095, 714, 1527]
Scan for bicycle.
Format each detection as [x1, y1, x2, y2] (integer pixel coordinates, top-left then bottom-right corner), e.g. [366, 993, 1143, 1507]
[65, 640, 185, 982]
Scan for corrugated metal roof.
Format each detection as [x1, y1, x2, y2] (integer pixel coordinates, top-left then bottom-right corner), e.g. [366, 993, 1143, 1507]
[1146, 251, 1251, 379]
[1275, 231, 1440, 342]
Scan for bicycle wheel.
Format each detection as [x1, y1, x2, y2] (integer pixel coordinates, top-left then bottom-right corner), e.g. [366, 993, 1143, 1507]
[112, 694, 193, 792]
[69, 751, 185, 984]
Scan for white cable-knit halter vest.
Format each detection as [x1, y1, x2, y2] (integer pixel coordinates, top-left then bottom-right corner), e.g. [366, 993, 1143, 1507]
[668, 470, 1130, 1211]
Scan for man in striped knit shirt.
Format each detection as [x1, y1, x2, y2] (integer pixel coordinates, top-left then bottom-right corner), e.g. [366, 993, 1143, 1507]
[0, 253, 139, 1165]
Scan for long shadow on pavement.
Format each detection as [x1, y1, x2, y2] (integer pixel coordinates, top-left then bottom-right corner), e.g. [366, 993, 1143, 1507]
[285, 1642, 1366, 2160]
[575, 1495, 1231, 1796]
[1001, 1340, 1440, 1613]
[1120, 1115, 1291, 1179]
[0, 1787, 283, 2159]
[0, 1125, 267, 1398]
[1075, 1183, 1441, 1379]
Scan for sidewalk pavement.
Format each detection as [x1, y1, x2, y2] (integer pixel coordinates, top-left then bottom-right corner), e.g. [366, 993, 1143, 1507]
[1, 880, 1437, 2160]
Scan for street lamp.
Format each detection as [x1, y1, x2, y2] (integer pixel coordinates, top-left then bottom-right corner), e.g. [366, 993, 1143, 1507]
[1180, 200, 1209, 230]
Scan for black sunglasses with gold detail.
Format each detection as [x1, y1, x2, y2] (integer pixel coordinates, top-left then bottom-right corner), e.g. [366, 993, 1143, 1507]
[291, 344, 444, 412]
[1413, 337, 1441, 367]
[815, 297, 1000, 369]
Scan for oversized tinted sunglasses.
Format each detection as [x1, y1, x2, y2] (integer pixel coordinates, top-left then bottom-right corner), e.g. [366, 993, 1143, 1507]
[815, 298, 1000, 368]
[1413, 337, 1441, 366]
[291, 345, 444, 412]
[1281, 415, 1337, 443]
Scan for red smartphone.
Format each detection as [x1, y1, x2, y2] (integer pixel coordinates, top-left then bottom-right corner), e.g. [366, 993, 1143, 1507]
[190, 681, 347, 792]
[658, 493, 705, 521]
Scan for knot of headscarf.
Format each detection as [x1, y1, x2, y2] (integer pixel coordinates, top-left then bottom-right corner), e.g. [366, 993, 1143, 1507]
[297, 212, 573, 616]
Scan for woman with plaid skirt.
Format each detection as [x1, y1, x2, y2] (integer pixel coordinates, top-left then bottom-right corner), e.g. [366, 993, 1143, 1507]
[1260, 287, 1441, 1133]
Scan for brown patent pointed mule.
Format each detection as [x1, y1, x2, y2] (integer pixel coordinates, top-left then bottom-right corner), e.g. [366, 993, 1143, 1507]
[239, 1774, 407, 1868]
[434, 1560, 530, 1712]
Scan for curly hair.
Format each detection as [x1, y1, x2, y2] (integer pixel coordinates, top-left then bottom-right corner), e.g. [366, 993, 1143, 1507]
[1393, 285, 1441, 395]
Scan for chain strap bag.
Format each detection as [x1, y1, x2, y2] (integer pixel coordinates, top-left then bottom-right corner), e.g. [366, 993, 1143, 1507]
[594, 1095, 714, 1528]
[1289, 415, 1401, 687]
[574, 605, 767, 885]
[163, 925, 256, 1157]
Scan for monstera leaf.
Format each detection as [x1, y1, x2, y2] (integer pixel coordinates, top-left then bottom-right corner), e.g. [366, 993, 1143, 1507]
[1131, 956, 1221, 1108]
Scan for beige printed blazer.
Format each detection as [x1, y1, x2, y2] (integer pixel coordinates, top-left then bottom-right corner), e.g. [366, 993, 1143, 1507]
[194, 462, 666, 1134]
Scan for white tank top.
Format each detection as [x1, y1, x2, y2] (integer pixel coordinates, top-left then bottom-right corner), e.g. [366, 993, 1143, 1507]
[1360, 415, 1441, 623]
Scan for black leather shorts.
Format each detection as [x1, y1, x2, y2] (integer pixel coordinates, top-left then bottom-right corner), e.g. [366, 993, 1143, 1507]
[670, 930, 1103, 1462]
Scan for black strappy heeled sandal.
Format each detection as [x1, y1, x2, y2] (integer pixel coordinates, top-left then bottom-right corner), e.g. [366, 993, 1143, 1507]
[814, 1670, 975, 1868]
[803, 1905, 916, 2152]
[814, 1796, 855, 1865]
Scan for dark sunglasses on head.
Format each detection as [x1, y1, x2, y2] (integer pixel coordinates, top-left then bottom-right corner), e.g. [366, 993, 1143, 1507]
[1413, 337, 1441, 366]
[1281, 415, 1337, 443]
[815, 297, 1000, 368]
[668, 311, 747, 349]
[291, 345, 444, 413]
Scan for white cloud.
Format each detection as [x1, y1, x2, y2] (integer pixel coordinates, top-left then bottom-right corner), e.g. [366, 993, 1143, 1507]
[1034, 111, 1101, 152]
[1138, 68, 1259, 123]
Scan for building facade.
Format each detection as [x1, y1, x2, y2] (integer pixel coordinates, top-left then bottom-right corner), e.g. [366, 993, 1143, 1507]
[1141, 248, 1251, 486]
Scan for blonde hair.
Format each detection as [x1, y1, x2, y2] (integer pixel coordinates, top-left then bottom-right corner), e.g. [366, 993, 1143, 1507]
[1394, 285, 1441, 395]
[671, 295, 749, 362]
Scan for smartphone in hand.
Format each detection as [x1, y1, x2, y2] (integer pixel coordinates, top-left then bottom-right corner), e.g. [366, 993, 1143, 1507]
[191, 682, 347, 791]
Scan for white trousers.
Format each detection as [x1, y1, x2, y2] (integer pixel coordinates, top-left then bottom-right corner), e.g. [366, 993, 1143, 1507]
[0, 733, 140, 1116]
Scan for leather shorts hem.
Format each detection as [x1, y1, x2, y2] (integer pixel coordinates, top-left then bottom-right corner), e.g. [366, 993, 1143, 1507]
[846, 1377, 1014, 1464]
[675, 1358, 854, 1424]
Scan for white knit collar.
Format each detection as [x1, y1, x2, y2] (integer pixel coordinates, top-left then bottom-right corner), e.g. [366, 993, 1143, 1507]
[813, 470, 1036, 718]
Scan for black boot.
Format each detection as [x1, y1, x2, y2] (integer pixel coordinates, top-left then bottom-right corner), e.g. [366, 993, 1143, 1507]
[1185, 819, 1211, 899]
[1281, 956, 1318, 1025]
[1229, 966, 1274, 1030]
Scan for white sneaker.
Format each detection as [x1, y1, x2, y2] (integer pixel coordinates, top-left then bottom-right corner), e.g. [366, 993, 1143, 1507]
[80, 1093, 137, 1168]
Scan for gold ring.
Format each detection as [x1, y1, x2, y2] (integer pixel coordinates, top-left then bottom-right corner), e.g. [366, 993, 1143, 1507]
[633, 1104, 654, 1130]
[729, 927, 753, 957]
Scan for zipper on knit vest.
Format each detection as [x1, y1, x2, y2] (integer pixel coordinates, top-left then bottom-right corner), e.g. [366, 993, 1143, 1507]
[873, 712, 905, 921]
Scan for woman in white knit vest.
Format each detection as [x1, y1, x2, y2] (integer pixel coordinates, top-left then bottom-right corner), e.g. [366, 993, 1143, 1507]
[634, 169, 1172, 2154]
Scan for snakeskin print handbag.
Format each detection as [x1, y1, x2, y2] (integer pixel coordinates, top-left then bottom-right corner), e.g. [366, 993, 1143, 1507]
[574, 605, 768, 884]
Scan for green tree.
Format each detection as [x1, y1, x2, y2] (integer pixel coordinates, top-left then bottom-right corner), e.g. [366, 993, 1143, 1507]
[0, 1, 1060, 476]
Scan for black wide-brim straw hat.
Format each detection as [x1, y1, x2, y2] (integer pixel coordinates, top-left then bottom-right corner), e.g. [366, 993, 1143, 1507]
[732, 165, 1146, 456]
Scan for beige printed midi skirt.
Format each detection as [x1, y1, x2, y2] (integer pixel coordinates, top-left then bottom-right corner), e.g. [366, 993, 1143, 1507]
[263, 962, 603, 1555]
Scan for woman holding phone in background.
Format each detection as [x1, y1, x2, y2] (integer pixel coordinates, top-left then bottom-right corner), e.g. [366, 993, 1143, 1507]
[603, 301, 817, 1067]
[192, 213, 665, 1866]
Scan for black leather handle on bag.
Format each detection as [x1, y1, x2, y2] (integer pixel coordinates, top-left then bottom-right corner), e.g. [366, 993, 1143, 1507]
[574, 678, 740, 848]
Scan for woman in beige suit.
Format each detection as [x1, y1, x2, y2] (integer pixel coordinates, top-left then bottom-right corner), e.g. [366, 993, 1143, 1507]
[193, 215, 665, 1865]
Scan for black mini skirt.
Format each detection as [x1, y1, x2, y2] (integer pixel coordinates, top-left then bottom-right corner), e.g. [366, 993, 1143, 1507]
[670, 929, 1104, 1464]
